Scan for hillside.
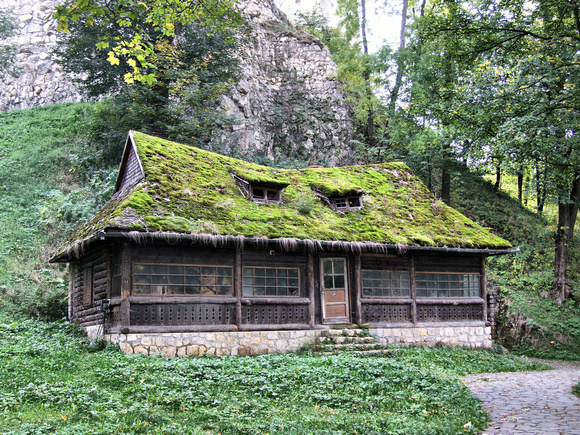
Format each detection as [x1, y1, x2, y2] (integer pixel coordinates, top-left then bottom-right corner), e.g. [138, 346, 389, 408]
[0, 103, 579, 357]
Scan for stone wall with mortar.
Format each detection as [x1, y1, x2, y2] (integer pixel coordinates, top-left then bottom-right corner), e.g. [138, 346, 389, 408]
[101, 323, 491, 357]
[218, 0, 355, 166]
[371, 323, 492, 349]
[0, 0, 81, 111]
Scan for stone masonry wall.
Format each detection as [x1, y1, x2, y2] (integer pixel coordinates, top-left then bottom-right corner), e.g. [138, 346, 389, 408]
[97, 323, 492, 357]
[0, 0, 81, 111]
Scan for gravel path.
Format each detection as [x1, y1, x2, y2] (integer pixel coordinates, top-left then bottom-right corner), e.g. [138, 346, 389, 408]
[462, 360, 580, 434]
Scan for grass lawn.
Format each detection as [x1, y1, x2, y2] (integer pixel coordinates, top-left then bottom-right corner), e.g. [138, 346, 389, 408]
[0, 311, 547, 435]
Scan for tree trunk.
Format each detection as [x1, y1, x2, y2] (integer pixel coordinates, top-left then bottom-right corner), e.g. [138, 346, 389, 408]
[536, 165, 546, 214]
[517, 167, 523, 205]
[552, 175, 580, 302]
[493, 164, 501, 193]
[360, 0, 375, 145]
[389, 0, 408, 113]
[441, 166, 451, 204]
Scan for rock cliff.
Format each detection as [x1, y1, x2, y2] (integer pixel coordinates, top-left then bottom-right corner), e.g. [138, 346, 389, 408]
[0, 0, 355, 165]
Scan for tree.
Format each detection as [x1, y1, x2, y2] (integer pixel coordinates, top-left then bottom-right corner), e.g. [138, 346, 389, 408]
[411, 0, 580, 302]
[55, 0, 243, 162]
[54, 0, 243, 85]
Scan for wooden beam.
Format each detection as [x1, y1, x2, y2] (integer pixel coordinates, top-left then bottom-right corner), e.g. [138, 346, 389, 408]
[481, 257, 488, 323]
[241, 297, 310, 305]
[410, 256, 417, 324]
[109, 324, 239, 334]
[360, 298, 413, 305]
[415, 298, 484, 305]
[354, 254, 362, 324]
[239, 323, 311, 331]
[129, 296, 238, 304]
[307, 252, 316, 327]
[235, 248, 242, 328]
[120, 242, 132, 330]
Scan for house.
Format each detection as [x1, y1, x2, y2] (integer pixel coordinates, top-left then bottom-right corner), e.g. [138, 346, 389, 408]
[50, 131, 515, 356]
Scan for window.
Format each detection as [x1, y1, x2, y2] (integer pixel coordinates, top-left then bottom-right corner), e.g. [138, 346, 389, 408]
[251, 186, 282, 204]
[362, 270, 410, 297]
[133, 264, 233, 296]
[83, 266, 93, 305]
[416, 273, 480, 298]
[330, 195, 363, 211]
[243, 267, 300, 296]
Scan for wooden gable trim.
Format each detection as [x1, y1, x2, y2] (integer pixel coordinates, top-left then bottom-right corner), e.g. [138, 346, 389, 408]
[114, 130, 145, 193]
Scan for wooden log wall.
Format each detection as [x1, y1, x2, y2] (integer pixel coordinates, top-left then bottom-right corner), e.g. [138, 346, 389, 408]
[71, 246, 109, 328]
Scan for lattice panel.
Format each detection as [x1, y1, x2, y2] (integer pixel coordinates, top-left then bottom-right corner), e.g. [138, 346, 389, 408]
[362, 304, 411, 323]
[417, 304, 483, 322]
[130, 303, 235, 326]
[241, 304, 309, 325]
[107, 306, 122, 326]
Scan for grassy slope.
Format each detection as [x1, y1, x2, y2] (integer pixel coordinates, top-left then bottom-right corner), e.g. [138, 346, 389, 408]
[0, 103, 116, 319]
[0, 309, 545, 435]
[449, 166, 580, 359]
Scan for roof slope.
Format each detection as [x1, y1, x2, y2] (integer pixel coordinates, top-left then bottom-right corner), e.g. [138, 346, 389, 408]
[54, 131, 511, 259]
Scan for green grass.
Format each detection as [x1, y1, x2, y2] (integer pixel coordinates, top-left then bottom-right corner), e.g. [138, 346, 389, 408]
[0, 103, 117, 319]
[0, 310, 546, 435]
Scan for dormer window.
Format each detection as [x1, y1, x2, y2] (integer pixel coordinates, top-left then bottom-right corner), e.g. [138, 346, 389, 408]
[251, 186, 282, 204]
[231, 173, 288, 205]
[333, 196, 362, 209]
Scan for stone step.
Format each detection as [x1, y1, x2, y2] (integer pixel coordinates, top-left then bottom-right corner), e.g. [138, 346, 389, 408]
[312, 342, 384, 352]
[317, 348, 397, 357]
[317, 336, 375, 345]
[322, 329, 366, 338]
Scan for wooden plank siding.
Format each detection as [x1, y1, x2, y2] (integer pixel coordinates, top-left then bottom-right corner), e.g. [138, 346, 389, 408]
[117, 144, 144, 191]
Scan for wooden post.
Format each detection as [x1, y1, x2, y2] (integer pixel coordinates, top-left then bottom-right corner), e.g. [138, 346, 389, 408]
[409, 256, 417, 324]
[235, 248, 242, 328]
[481, 257, 488, 323]
[120, 242, 132, 331]
[354, 254, 362, 325]
[307, 252, 315, 327]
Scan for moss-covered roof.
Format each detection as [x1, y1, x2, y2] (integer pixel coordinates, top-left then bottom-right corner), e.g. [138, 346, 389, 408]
[53, 131, 511, 260]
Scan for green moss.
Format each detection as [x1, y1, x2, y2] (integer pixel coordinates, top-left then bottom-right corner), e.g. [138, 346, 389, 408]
[58, 131, 512, 250]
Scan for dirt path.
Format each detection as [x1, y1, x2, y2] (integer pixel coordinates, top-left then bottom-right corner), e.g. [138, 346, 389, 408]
[462, 360, 580, 434]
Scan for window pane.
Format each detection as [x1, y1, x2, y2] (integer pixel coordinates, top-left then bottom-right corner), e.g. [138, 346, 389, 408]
[134, 264, 150, 274]
[185, 266, 200, 276]
[152, 275, 167, 285]
[134, 285, 150, 294]
[185, 286, 200, 295]
[169, 275, 184, 285]
[152, 265, 167, 275]
[334, 275, 345, 289]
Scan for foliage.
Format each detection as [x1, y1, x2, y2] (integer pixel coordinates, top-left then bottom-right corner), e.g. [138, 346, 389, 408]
[0, 308, 548, 434]
[54, 0, 244, 85]
[404, 0, 580, 299]
[0, 103, 116, 320]
[55, 11, 243, 148]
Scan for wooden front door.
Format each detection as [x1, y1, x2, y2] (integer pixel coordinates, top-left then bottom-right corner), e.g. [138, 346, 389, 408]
[320, 258, 350, 323]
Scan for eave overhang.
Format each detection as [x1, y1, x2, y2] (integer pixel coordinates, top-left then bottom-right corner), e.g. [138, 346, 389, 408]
[49, 230, 520, 263]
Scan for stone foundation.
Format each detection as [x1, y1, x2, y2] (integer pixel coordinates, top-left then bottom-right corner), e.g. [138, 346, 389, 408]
[371, 323, 492, 349]
[102, 322, 491, 357]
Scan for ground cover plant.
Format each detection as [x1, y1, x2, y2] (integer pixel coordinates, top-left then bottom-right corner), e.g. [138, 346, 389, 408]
[0, 309, 545, 435]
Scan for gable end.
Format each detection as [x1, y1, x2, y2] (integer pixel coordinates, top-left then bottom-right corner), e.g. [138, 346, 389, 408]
[115, 131, 145, 193]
